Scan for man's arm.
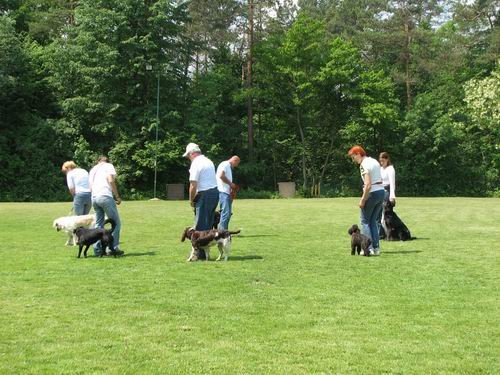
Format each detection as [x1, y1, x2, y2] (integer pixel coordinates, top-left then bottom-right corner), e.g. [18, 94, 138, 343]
[107, 175, 122, 205]
[189, 181, 197, 207]
[218, 170, 235, 189]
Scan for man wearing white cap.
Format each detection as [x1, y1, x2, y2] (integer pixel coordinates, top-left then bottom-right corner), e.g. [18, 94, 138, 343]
[183, 143, 219, 243]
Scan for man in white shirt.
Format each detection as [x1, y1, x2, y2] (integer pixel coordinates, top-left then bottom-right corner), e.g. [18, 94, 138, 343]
[216, 155, 240, 229]
[183, 143, 219, 234]
[88, 156, 123, 256]
[61, 161, 92, 215]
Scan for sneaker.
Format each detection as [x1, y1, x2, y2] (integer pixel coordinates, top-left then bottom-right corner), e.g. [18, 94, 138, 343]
[372, 248, 380, 256]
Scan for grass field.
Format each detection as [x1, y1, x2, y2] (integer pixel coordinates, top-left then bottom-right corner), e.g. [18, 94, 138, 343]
[0, 198, 499, 374]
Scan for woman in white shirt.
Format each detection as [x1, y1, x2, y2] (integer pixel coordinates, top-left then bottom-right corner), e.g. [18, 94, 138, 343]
[348, 145, 385, 256]
[61, 161, 92, 215]
[379, 152, 396, 239]
[379, 152, 396, 205]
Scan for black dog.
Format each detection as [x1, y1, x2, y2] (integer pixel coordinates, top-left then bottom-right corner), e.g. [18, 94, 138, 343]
[382, 201, 414, 241]
[73, 218, 116, 258]
[212, 210, 221, 229]
[348, 224, 372, 256]
[212, 209, 234, 229]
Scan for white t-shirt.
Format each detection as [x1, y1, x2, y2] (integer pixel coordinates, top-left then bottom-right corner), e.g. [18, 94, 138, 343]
[66, 168, 91, 194]
[189, 155, 217, 192]
[88, 162, 116, 198]
[381, 165, 396, 200]
[360, 157, 384, 193]
[216, 160, 232, 194]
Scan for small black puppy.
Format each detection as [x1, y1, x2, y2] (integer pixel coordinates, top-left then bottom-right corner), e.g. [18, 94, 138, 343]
[348, 224, 372, 256]
[212, 210, 233, 229]
[382, 201, 414, 241]
[212, 210, 221, 229]
[73, 218, 116, 258]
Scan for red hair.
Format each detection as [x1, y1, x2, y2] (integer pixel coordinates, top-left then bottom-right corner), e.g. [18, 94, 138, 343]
[348, 145, 366, 157]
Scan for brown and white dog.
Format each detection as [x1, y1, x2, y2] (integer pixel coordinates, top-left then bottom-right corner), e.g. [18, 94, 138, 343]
[181, 227, 241, 262]
[53, 214, 96, 246]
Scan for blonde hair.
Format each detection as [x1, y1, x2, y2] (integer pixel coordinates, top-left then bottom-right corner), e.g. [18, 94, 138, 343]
[61, 161, 77, 172]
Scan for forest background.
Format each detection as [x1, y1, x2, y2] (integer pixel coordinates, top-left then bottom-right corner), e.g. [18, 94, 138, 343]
[0, 0, 498, 201]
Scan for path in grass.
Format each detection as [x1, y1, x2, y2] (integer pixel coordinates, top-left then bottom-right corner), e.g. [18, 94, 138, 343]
[0, 198, 498, 374]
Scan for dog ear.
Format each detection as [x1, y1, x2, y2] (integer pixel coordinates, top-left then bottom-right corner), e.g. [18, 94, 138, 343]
[348, 227, 353, 235]
[349, 225, 360, 235]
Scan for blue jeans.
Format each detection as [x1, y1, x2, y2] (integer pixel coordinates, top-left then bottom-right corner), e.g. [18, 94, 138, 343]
[92, 195, 121, 255]
[194, 188, 219, 231]
[218, 192, 232, 230]
[73, 192, 91, 215]
[360, 189, 385, 250]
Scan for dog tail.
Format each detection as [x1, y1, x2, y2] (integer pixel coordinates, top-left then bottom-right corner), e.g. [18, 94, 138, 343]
[104, 218, 116, 233]
[229, 230, 241, 235]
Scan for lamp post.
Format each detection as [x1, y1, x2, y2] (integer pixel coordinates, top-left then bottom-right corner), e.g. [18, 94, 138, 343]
[146, 63, 160, 200]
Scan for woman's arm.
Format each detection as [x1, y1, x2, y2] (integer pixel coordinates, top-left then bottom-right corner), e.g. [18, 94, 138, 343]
[359, 172, 371, 208]
[389, 166, 396, 203]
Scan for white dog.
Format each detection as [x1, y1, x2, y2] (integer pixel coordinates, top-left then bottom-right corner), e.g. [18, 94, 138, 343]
[53, 214, 96, 246]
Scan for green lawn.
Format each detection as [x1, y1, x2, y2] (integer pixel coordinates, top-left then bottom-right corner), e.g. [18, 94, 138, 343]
[0, 198, 498, 374]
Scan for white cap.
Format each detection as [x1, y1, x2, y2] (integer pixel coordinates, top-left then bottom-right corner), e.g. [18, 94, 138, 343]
[182, 142, 201, 157]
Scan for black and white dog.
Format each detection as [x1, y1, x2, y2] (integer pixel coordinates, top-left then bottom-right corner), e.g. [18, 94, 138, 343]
[73, 219, 117, 258]
[181, 227, 240, 262]
[382, 201, 414, 241]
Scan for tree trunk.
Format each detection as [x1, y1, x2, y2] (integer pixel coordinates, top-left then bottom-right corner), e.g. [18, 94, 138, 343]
[404, 21, 412, 110]
[247, 0, 255, 161]
[319, 125, 336, 194]
[296, 107, 307, 190]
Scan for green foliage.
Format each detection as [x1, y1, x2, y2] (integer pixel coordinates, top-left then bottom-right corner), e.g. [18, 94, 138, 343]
[463, 69, 500, 192]
[0, 16, 68, 201]
[1, 1, 499, 200]
[187, 51, 245, 160]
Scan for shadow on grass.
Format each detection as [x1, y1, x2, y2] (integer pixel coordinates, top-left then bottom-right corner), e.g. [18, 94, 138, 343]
[382, 237, 429, 241]
[382, 250, 423, 255]
[237, 234, 278, 238]
[229, 255, 263, 261]
[89, 251, 156, 258]
[123, 251, 157, 257]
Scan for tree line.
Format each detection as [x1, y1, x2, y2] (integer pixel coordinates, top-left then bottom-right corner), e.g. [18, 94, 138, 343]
[0, 0, 498, 201]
